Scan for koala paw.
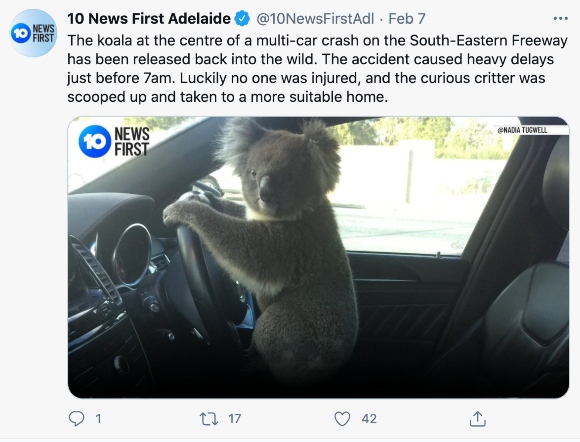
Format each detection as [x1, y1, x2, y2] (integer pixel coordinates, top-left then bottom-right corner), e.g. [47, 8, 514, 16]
[162, 200, 197, 227]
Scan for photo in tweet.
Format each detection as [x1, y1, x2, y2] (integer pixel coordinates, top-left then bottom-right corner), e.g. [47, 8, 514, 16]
[68, 116, 568, 399]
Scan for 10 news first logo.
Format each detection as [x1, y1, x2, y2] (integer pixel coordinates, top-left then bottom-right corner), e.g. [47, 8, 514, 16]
[10, 10, 56, 57]
[79, 125, 150, 158]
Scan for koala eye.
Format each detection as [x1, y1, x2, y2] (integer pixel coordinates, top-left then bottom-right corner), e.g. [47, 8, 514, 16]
[250, 169, 257, 179]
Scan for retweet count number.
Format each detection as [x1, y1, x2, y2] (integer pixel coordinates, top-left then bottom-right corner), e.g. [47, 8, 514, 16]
[229, 414, 241, 424]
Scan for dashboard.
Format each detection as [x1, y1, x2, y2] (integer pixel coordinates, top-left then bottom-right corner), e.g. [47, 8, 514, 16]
[68, 191, 257, 398]
[68, 193, 171, 398]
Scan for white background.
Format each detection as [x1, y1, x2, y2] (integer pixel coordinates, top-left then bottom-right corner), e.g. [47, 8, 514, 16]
[1, 0, 575, 439]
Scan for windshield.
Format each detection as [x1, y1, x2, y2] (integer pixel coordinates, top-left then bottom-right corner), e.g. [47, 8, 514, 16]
[67, 117, 206, 192]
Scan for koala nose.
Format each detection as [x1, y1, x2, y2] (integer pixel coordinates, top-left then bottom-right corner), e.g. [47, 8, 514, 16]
[259, 175, 277, 204]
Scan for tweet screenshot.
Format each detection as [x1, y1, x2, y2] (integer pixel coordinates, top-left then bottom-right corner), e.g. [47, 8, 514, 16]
[2, 0, 574, 440]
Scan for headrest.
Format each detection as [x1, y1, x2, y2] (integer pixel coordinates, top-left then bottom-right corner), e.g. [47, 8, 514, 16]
[543, 136, 569, 230]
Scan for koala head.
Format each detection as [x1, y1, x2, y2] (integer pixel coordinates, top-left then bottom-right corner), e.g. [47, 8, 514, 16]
[216, 118, 341, 220]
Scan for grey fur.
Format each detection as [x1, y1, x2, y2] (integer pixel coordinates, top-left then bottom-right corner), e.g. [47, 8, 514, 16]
[164, 118, 358, 386]
[215, 117, 266, 177]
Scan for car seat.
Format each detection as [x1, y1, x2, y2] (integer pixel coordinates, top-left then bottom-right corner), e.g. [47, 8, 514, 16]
[422, 135, 569, 398]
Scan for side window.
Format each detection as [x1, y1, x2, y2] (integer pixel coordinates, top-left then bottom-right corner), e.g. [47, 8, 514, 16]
[207, 117, 519, 257]
[328, 117, 519, 255]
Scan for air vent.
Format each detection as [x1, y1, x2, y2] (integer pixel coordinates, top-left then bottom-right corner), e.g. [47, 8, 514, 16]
[150, 254, 170, 272]
[69, 236, 123, 305]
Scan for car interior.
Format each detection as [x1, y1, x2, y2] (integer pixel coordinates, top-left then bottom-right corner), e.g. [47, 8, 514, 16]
[68, 116, 568, 398]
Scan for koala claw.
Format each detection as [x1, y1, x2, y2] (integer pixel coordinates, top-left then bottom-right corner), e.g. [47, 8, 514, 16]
[162, 203, 178, 227]
[163, 200, 193, 227]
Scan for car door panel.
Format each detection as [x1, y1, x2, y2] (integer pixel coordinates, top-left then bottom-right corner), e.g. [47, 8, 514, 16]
[348, 252, 469, 374]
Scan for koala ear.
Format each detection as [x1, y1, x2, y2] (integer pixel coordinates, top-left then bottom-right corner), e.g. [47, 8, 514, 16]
[302, 119, 341, 193]
[215, 118, 267, 176]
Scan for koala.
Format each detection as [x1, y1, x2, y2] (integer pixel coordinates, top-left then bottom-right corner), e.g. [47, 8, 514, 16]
[163, 118, 358, 386]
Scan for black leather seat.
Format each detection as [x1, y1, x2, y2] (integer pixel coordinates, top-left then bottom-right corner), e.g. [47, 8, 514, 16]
[422, 135, 569, 398]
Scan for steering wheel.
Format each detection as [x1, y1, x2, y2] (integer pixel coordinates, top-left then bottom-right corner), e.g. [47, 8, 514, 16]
[163, 190, 247, 363]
